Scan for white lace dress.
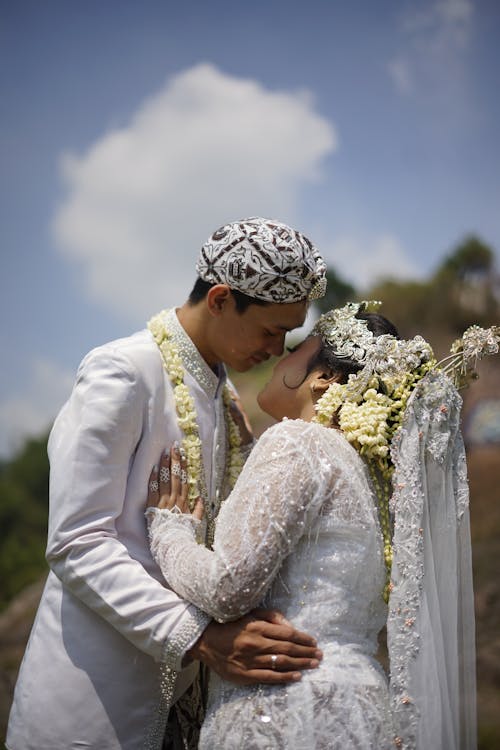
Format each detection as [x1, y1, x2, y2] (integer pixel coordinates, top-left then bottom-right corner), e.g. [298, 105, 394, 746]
[147, 419, 394, 749]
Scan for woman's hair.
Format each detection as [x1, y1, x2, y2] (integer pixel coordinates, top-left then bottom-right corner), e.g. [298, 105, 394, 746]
[304, 311, 399, 385]
[188, 277, 270, 313]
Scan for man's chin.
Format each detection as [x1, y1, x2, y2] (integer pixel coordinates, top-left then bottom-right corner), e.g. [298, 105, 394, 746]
[225, 352, 269, 371]
[228, 355, 261, 372]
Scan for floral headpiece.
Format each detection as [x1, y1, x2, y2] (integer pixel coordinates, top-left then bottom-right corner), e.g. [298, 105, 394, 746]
[312, 300, 500, 600]
[311, 300, 435, 405]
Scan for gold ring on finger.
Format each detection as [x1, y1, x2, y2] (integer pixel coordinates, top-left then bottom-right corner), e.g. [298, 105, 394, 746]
[270, 654, 278, 670]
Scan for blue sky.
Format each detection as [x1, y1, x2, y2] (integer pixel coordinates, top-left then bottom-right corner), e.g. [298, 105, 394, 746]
[1, 0, 499, 457]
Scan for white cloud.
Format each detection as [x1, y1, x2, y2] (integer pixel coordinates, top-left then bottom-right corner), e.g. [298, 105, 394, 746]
[325, 234, 422, 290]
[387, 58, 413, 95]
[53, 63, 337, 322]
[0, 360, 74, 458]
[388, 0, 474, 103]
[401, 0, 473, 43]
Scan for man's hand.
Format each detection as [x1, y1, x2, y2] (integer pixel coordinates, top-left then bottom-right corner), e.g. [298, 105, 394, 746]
[186, 609, 322, 685]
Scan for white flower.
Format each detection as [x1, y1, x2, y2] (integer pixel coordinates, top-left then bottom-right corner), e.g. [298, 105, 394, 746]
[147, 312, 244, 510]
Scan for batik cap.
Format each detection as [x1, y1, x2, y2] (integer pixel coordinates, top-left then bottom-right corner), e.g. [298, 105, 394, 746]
[196, 217, 327, 303]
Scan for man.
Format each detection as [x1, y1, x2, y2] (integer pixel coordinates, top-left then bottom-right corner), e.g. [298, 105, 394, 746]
[7, 218, 327, 750]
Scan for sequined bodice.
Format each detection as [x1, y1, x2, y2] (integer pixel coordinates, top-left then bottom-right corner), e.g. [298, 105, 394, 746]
[266, 518, 386, 650]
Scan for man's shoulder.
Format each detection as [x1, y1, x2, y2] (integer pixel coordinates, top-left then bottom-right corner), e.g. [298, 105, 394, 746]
[80, 328, 162, 382]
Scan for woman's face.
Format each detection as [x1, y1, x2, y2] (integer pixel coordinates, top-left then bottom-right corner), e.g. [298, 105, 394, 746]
[257, 335, 322, 421]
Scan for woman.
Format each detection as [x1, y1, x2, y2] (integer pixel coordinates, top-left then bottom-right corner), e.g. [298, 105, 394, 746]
[147, 302, 485, 749]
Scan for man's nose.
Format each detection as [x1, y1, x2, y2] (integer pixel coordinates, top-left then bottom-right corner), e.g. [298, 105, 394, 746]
[265, 334, 286, 357]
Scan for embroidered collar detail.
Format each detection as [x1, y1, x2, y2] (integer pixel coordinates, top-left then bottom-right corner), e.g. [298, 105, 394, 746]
[162, 308, 223, 398]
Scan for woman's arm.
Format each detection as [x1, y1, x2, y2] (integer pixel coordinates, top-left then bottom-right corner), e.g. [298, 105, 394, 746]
[147, 420, 333, 622]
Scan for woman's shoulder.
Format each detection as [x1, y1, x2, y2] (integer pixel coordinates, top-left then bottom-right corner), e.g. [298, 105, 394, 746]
[259, 418, 321, 441]
[258, 418, 353, 456]
[254, 420, 367, 493]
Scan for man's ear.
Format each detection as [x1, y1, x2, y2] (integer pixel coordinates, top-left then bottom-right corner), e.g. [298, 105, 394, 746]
[206, 285, 232, 316]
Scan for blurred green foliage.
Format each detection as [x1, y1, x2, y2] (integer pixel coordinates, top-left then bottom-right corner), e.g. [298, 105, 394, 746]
[315, 268, 356, 313]
[368, 235, 498, 338]
[0, 434, 50, 610]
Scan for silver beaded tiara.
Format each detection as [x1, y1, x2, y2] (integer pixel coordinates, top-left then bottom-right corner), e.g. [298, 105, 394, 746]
[311, 300, 499, 394]
[311, 301, 435, 397]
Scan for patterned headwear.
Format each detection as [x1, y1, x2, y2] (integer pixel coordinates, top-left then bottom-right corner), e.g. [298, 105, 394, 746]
[196, 217, 327, 303]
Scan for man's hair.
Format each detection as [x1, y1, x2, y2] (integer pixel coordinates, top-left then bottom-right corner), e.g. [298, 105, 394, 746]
[188, 277, 270, 314]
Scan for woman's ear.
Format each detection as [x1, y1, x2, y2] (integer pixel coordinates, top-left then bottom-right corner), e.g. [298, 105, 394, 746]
[309, 368, 339, 397]
[206, 285, 232, 316]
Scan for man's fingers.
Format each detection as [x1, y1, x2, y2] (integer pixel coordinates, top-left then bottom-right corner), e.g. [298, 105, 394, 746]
[247, 621, 319, 651]
[250, 609, 317, 647]
[232, 669, 303, 685]
[249, 654, 320, 671]
[252, 608, 292, 627]
[266, 640, 322, 660]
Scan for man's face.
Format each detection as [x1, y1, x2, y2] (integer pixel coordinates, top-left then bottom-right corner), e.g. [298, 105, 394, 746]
[212, 296, 308, 372]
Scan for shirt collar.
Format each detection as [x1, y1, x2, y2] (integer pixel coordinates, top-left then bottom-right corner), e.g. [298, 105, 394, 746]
[162, 308, 225, 398]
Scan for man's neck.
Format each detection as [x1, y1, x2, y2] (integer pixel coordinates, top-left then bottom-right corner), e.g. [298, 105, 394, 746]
[176, 302, 219, 370]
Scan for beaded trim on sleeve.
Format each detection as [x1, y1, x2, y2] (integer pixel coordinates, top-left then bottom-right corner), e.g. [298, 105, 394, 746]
[160, 604, 212, 672]
[144, 602, 210, 750]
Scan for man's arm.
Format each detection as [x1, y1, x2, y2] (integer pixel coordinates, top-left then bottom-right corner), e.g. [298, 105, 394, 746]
[46, 344, 209, 667]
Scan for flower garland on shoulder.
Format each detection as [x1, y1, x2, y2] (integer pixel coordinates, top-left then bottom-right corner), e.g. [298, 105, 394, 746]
[311, 301, 500, 602]
[148, 311, 244, 523]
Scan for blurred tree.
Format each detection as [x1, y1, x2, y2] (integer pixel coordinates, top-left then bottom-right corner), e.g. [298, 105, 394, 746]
[432, 235, 498, 330]
[0, 434, 49, 609]
[366, 235, 499, 337]
[438, 235, 494, 280]
[315, 268, 356, 314]
[364, 279, 430, 339]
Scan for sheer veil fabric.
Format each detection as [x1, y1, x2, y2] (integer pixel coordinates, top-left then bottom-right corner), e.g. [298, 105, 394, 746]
[388, 371, 477, 749]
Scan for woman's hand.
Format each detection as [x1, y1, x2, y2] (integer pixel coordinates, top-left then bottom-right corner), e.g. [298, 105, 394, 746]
[147, 443, 204, 520]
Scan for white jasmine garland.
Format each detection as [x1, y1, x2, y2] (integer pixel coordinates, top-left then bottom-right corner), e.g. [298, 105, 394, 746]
[147, 311, 243, 523]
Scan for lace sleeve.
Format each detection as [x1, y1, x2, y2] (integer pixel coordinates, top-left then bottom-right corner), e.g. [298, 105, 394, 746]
[147, 420, 334, 622]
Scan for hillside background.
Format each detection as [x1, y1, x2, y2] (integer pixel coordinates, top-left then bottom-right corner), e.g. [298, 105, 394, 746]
[1, 237, 499, 748]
